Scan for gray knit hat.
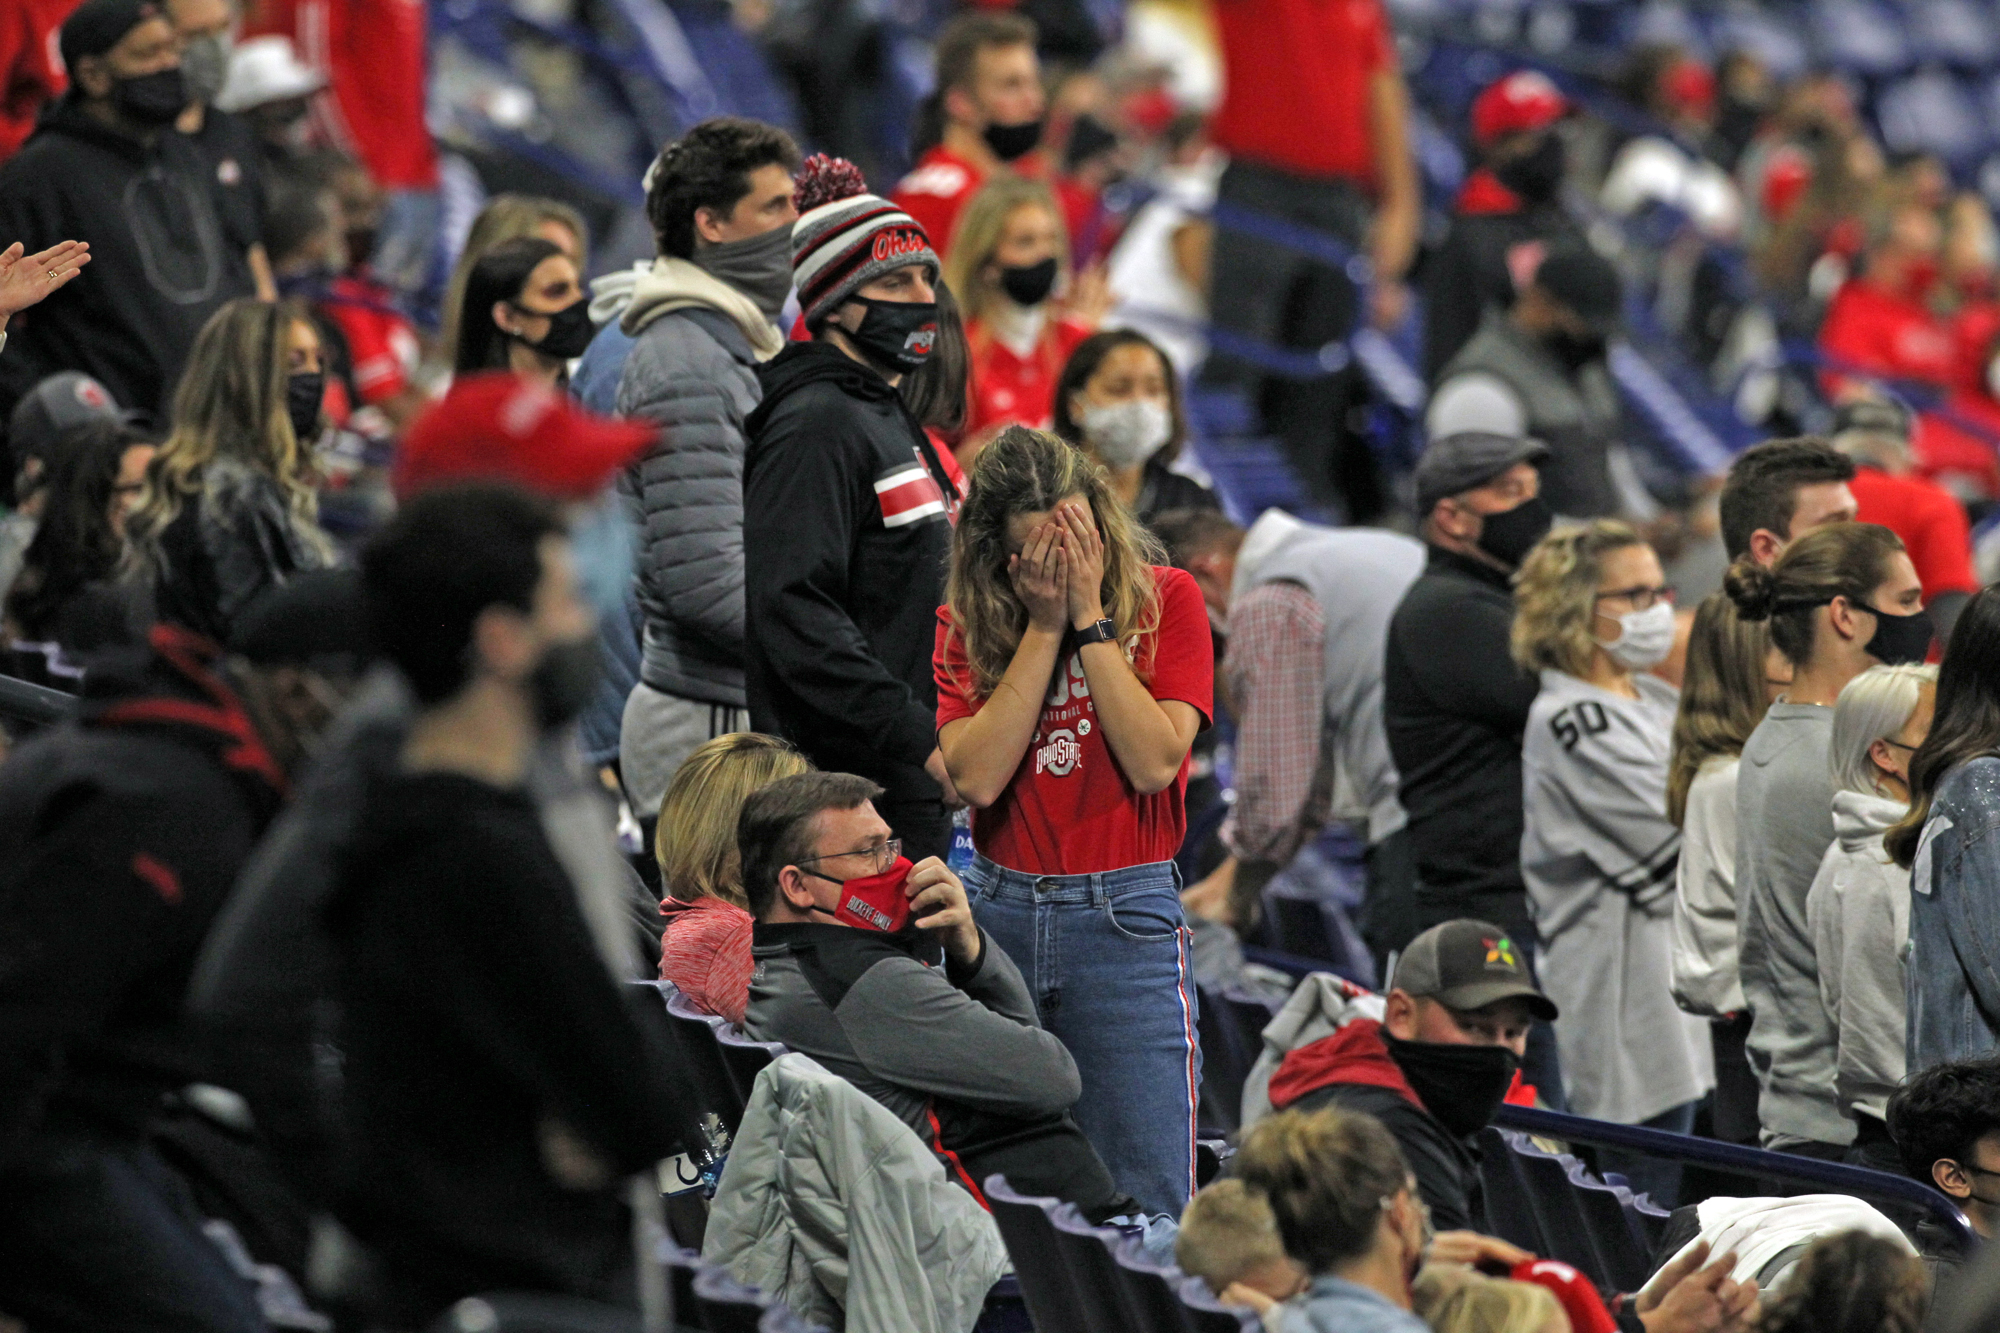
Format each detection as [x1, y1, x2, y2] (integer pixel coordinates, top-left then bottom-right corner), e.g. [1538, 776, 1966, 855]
[790, 155, 939, 329]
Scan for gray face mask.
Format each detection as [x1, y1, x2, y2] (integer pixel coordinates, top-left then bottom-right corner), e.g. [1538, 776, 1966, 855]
[180, 32, 231, 108]
[694, 223, 795, 322]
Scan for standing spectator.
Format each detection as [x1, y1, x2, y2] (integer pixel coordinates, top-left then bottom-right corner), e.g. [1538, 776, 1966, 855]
[0, 0, 73, 161]
[1830, 399, 1979, 644]
[892, 12, 1046, 262]
[1515, 521, 1711, 1197]
[1717, 435, 1858, 567]
[124, 297, 335, 643]
[1052, 328, 1217, 529]
[1888, 587, 2000, 1068]
[1156, 507, 1422, 951]
[1201, 0, 1418, 520]
[212, 33, 325, 169]
[614, 119, 799, 823]
[1385, 433, 1551, 948]
[1104, 114, 1221, 380]
[0, 573, 364, 1333]
[0, 0, 256, 421]
[243, 0, 439, 301]
[1808, 663, 1935, 1172]
[168, 0, 275, 301]
[943, 175, 1095, 454]
[654, 732, 810, 1024]
[743, 159, 960, 861]
[438, 194, 588, 375]
[0, 370, 126, 598]
[1428, 241, 1625, 518]
[1886, 1056, 2000, 1239]
[935, 426, 1211, 1217]
[1667, 592, 1781, 1148]
[449, 237, 593, 388]
[335, 483, 696, 1324]
[1423, 71, 1586, 383]
[1727, 522, 1925, 1155]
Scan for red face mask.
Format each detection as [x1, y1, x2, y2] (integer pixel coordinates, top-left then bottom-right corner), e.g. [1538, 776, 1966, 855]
[812, 856, 915, 933]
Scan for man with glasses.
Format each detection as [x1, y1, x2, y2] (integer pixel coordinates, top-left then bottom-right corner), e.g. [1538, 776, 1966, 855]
[740, 770, 1140, 1222]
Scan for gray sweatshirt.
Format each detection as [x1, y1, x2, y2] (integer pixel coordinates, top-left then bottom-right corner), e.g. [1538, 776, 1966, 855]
[1806, 790, 1911, 1124]
[1735, 702, 1847, 1148]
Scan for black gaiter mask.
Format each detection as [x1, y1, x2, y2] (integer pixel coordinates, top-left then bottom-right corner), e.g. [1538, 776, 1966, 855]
[1384, 1035, 1519, 1139]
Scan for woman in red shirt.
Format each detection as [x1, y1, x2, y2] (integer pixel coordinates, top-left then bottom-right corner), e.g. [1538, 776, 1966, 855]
[943, 176, 1097, 469]
[935, 426, 1213, 1218]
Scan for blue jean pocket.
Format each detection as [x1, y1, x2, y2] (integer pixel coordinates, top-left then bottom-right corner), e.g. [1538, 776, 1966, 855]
[1104, 889, 1183, 943]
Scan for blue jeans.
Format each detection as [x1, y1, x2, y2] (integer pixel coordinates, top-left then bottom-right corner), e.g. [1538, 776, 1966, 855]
[965, 854, 1201, 1218]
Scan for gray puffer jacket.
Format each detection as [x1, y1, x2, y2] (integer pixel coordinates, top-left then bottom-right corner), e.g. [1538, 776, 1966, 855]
[704, 1053, 1008, 1333]
[615, 258, 783, 707]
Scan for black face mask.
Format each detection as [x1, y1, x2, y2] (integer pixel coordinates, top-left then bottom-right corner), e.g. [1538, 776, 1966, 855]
[1493, 132, 1566, 206]
[1474, 493, 1554, 569]
[530, 635, 602, 728]
[1859, 602, 1934, 666]
[845, 296, 938, 371]
[982, 117, 1044, 163]
[114, 67, 191, 126]
[287, 371, 325, 443]
[1545, 328, 1608, 373]
[512, 297, 596, 360]
[1384, 1034, 1519, 1139]
[999, 257, 1058, 307]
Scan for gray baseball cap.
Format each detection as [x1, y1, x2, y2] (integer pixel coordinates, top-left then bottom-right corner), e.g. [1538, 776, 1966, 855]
[8, 372, 126, 467]
[1414, 431, 1548, 516]
[1390, 918, 1557, 1021]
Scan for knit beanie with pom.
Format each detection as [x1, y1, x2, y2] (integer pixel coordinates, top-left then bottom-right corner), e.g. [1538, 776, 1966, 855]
[790, 154, 939, 329]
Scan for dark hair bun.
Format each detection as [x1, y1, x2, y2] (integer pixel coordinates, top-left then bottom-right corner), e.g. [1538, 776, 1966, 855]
[793, 155, 869, 214]
[1723, 557, 1777, 621]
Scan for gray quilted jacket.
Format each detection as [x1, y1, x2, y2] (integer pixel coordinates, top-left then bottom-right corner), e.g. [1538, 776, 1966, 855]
[614, 258, 783, 706]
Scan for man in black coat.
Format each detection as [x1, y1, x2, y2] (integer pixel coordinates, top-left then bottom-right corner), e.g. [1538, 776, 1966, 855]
[744, 164, 962, 861]
[0, 574, 365, 1332]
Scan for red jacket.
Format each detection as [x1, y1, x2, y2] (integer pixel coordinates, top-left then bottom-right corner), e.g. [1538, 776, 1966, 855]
[963, 315, 1092, 439]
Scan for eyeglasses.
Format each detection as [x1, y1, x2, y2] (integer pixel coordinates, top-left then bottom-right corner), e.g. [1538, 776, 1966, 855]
[797, 838, 902, 878]
[1595, 584, 1676, 612]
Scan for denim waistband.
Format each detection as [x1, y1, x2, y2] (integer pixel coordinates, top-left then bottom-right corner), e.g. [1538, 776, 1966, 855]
[969, 853, 1180, 906]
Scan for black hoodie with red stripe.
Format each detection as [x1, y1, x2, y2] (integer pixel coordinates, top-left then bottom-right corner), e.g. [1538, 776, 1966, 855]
[0, 626, 285, 1159]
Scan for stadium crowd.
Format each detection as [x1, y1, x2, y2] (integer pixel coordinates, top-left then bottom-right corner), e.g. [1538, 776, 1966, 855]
[8, 0, 2000, 1330]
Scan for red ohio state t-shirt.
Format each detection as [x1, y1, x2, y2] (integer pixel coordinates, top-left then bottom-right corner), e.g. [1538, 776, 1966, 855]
[934, 566, 1213, 876]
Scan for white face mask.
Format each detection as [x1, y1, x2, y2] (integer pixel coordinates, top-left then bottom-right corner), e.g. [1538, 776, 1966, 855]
[1079, 399, 1172, 470]
[1599, 600, 1676, 670]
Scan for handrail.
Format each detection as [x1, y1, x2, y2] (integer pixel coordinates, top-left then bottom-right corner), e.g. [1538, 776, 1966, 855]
[1494, 1103, 1981, 1257]
[0, 672, 76, 726]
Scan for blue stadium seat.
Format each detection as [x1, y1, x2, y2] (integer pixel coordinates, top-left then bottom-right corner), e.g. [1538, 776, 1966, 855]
[1810, 0, 1911, 76]
[1111, 1232, 1193, 1333]
[1047, 1203, 1141, 1333]
[1476, 1127, 1549, 1255]
[649, 982, 748, 1136]
[1506, 1135, 1607, 1286]
[692, 1263, 778, 1332]
[1877, 71, 1989, 167]
[1565, 1158, 1652, 1291]
[428, 1293, 644, 1331]
[1903, 0, 1999, 70]
[715, 1025, 789, 1106]
[984, 1175, 1088, 1333]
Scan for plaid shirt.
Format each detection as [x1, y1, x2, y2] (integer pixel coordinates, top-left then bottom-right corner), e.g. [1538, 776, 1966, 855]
[1222, 581, 1335, 866]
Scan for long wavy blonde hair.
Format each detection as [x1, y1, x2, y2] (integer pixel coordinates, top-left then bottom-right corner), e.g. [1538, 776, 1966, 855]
[944, 425, 1162, 698]
[1511, 519, 1648, 677]
[125, 298, 329, 568]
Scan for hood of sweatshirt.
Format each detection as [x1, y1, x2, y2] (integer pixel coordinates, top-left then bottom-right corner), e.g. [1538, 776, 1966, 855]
[1230, 507, 1307, 608]
[589, 261, 648, 327]
[747, 339, 902, 431]
[620, 255, 784, 361]
[1832, 788, 1907, 852]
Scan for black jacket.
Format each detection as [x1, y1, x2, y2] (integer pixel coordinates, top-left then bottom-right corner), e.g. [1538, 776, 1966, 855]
[1383, 546, 1542, 940]
[1293, 1081, 1480, 1233]
[1421, 179, 1586, 385]
[0, 99, 256, 423]
[0, 626, 284, 1159]
[743, 341, 956, 804]
[328, 770, 694, 1317]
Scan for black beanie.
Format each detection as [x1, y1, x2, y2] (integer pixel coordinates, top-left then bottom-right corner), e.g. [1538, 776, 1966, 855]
[60, 0, 163, 72]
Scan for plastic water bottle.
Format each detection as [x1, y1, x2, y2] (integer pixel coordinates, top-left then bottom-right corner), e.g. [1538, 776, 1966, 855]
[948, 807, 975, 873]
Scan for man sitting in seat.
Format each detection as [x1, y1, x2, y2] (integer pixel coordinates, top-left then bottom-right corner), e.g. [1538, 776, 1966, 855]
[1262, 919, 1555, 1231]
[1887, 1056, 2000, 1239]
[740, 770, 1137, 1221]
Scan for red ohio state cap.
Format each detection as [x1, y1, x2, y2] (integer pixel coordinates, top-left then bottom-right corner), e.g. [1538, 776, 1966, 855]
[395, 373, 655, 502]
[1511, 1258, 1618, 1333]
[1471, 71, 1571, 147]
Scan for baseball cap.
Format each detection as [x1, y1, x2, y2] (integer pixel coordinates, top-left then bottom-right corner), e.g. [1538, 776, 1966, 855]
[61, 0, 166, 69]
[8, 372, 127, 469]
[1390, 919, 1558, 1021]
[215, 35, 327, 115]
[1831, 397, 1912, 446]
[1414, 432, 1549, 516]
[1471, 71, 1570, 148]
[394, 373, 656, 502]
[1533, 241, 1623, 337]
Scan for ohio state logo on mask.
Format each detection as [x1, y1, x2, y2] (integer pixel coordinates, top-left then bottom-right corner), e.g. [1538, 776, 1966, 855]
[1035, 728, 1081, 776]
[904, 325, 937, 356]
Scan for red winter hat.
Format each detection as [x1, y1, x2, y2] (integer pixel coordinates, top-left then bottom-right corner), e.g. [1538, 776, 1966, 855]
[1661, 59, 1716, 119]
[1472, 71, 1570, 147]
[1510, 1258, 1618, 1333]
[395, 373, 654, 502]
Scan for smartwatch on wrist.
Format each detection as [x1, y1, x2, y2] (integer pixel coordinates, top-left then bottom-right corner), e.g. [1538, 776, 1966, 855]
[1074, 617, 1118, 646]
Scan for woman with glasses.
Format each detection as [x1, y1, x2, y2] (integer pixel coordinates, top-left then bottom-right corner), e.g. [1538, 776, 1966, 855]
[1514, 521, 1711, 1201]
[1727, 522, 1924, 1158]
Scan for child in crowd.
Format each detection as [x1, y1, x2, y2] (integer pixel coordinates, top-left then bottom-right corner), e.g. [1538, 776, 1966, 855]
[1176, 1179, 1308, 1321]
[936, 424, 1211, 1218]
[655, 732, 811, 1024]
